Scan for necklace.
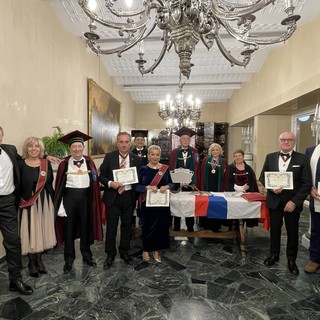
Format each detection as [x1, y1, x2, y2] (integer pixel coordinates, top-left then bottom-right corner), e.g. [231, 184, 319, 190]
[209, 157, 220, 174]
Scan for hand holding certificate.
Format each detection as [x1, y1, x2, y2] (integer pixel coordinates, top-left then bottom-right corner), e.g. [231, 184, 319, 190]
[264, 171, 293, 190]
[146, 189, 170, 207]
[113, 167, 138, 185]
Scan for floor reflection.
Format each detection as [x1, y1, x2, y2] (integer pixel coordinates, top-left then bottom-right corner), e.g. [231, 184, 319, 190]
[0, 211, 320, 320]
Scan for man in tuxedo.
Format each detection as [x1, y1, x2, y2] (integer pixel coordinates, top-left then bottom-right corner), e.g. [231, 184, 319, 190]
[0, 126, 33, 295]
[99, 132, 142, 268]
[169, 126, 200, 232]
[259, 132, 312, 275]
[304, 144, 320, 273]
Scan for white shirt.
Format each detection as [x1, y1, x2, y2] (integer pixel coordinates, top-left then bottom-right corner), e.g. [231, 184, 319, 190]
[0, 148, 15, 195]
[65, 157, 90, 188]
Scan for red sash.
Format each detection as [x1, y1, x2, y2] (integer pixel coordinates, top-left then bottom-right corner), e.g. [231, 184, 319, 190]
[139, 164, 168, 204]
[19, 159, 48, 209]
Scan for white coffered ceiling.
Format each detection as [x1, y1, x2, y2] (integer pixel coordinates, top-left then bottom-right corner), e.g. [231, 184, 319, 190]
[49, 0, 320, 105]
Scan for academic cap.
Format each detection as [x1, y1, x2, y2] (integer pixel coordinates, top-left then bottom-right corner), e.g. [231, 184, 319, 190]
[131, 129, 148, 138]
[58, 130, 92, 146]
[174, 126, 196, 137]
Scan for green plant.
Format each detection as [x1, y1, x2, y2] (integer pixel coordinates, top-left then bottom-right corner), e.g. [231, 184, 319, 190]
[42, 126, 70, 158]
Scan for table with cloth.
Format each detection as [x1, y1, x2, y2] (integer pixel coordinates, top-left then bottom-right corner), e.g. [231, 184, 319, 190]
[169, 192, 269, 256]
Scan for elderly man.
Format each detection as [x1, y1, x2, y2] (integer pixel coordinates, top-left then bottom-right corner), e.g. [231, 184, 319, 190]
[99, 132, 142, 268]
[0, 126, 33, 295]
[54, 130, 103, 273]
[259, 132, 312, 275]
[169, 126, 200, 232]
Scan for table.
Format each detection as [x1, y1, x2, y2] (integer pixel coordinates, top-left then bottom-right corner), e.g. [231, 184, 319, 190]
[169, 192, 269, 256]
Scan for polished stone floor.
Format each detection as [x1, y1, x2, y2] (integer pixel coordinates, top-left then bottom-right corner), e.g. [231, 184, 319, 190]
[1, 211, 320, 320]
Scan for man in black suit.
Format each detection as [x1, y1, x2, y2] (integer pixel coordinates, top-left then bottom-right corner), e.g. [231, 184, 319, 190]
[259, 132, 312, 275]
[99, 132, 142, 268]
[0, 126, 33, 295]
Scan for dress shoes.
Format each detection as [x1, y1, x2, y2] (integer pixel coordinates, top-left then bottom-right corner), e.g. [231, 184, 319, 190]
[103, 254, 115, 269]
[120, 252, 133, 265]
[63, 262, 73, 273]
[83, 258, 97, 267]
[304, 260, 320, 273]
[264, 256, 279, 267]
[288, 260, 299, 275]
[9, 280, 33, 295]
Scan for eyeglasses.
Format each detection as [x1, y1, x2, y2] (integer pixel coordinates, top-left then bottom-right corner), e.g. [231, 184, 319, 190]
[279, 138, 295, 143]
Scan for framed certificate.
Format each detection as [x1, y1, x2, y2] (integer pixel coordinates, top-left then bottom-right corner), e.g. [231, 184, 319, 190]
[146, 190, 170, 207]
[264, 171, 293, 190]
[113, 167, 138, 185]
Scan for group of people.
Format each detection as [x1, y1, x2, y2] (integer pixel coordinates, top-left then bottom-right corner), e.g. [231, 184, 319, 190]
[1, 126, 320, 297]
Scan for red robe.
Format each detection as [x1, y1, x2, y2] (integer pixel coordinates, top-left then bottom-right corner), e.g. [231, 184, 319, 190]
[54, 156, 103, 246]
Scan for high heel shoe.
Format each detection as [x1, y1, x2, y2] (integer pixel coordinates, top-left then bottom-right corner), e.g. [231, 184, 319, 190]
[28, 263, 39, 278]
[36, 253, 47, 274]
[153, 251, 161, 263]
[142, 251, 150, 261]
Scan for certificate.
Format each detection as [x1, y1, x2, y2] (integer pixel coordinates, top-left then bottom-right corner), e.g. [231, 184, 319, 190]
[264, 171, 293, 190]
[113, 167, 138, 185]
[146, 190, 170, 207]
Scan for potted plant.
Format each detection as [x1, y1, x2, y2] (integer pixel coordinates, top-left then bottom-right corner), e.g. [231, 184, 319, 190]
[42, 126, 70, 158]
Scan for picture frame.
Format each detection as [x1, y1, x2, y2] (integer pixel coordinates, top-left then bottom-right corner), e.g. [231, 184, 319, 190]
[88, 78, 121, 158]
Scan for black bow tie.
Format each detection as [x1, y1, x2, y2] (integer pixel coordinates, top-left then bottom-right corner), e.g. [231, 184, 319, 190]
[182, 149, 188, 153]
[73, 159, 84, 166]
[280, 152, 290, 158]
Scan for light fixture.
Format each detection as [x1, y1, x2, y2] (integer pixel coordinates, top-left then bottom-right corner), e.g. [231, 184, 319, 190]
[79, 0, 300, 79]
[158, 74, 201, 129]
[241, 123, 253, 153]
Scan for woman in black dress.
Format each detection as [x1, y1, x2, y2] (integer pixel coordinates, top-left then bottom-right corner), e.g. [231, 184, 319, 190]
[136, 145, 174, 262]
[18, 137, 56, 277]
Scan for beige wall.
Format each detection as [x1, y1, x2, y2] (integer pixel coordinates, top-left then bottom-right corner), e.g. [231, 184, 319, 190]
[227, 13, 320, 126]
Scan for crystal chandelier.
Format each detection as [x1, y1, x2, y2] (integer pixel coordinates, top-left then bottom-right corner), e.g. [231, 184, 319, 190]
[311, 99, 320, 143]
[79, 0, 300, 79]
[158, 75, 201, 129]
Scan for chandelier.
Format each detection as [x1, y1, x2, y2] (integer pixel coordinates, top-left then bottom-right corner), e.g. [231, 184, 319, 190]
[79, 0, 300, 79]
[158, 74, 201, 129]
[311, 99, 320, 143]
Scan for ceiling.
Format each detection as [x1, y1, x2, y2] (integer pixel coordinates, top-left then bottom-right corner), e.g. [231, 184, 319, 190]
[50, 0, 320, 107]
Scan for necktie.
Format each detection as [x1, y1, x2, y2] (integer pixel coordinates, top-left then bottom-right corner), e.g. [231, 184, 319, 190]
[118, 155, 127, 195]
[73, 159, 84, 168]
[280, 152, 290, 162]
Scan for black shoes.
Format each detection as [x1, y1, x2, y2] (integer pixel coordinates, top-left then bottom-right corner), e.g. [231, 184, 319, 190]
[83, 258, 97, 267]
[120, 252, 133, 265]
[103, 254, 115, 269]
[9, 280, 33, 295]
[63, 261, 73, 273]
[288, 260, 299, 275]
[264, 256, 279, 266]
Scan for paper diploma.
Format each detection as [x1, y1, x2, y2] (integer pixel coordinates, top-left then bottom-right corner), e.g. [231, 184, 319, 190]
[315, 182, 320, 212]
[113, 167, 138, 185]
[264, 171, 293, 190]
[146, 189, 170, 207]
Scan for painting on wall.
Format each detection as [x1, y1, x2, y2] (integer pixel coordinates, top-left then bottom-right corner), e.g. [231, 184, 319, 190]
[88, 78, 121, 158]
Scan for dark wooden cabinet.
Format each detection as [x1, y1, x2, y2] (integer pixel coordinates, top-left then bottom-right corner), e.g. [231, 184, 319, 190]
[196, 122, 228, 160]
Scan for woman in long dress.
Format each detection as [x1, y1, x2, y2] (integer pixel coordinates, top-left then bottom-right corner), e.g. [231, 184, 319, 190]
[18, 137, 56, 277]
[199, 143, 228, 232]
[136, 145, 174, 262]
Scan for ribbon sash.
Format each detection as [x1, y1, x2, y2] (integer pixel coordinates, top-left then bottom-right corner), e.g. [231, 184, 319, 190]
[139, 164, 168, 203]
[19, 159, 48, 209]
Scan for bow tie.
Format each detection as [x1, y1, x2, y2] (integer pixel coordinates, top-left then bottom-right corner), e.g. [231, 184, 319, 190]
[280, 152, 290, 159]
[73, 159, 84, 166]
[182, 149, 188, 153]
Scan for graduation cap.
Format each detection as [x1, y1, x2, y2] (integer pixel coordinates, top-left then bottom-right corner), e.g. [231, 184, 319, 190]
[131, 129, 148, 139]
[174, 126, 196, 137]
[58, 130, 92, 146]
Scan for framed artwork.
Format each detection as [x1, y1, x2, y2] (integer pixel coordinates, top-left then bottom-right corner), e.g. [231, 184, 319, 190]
[88, 78, 121, 158]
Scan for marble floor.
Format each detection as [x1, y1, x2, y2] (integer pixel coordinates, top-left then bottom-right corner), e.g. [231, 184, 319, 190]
[0, 211, 320, 320]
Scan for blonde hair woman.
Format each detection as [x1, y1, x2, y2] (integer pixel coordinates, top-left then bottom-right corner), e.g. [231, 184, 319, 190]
[19, 137, 56, 277]
[136, 145, 174, 262]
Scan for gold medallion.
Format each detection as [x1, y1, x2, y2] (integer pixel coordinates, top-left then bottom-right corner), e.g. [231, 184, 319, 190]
[40, 171, 46, 176]
[211, 169, 215, 174]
